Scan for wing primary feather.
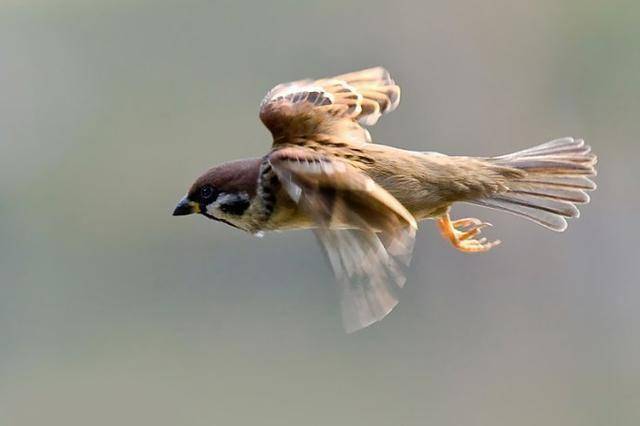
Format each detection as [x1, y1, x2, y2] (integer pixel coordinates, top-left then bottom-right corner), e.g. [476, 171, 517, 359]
[259, 67, 402, 148]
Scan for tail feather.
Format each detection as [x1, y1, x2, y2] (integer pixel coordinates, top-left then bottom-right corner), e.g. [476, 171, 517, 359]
[517, 175, 596, 190]
[471, 137, 597, 231]
[491, 193, 580, 218]
[500, 157, 595, 174]
[472, 198, 570, 231]
[507, 182, 591, 203]
[493, 137, 592, 158]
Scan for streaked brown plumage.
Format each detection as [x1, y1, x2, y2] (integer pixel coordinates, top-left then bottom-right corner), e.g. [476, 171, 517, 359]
[173, 67, 598, 332]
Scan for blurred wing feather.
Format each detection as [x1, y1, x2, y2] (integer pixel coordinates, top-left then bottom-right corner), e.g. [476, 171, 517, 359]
[268, 147, 417, 332]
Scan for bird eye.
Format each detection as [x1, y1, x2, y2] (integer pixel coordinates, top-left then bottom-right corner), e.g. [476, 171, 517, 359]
[200, 185, 214, 200]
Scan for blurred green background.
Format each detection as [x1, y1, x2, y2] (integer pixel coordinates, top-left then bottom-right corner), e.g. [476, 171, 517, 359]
[1, 1, 639, 425]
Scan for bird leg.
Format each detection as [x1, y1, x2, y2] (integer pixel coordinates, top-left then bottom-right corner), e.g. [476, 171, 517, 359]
[437, 213, 500, 253]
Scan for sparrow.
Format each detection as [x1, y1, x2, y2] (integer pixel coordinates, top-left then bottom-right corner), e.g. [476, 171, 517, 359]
[173, 67, 597, 333]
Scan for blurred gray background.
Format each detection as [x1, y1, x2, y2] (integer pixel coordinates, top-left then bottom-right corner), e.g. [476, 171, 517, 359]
[1, 1, 638, 425]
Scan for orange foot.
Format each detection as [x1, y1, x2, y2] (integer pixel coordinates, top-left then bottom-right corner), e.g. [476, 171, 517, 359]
[437, 214, 501, 253]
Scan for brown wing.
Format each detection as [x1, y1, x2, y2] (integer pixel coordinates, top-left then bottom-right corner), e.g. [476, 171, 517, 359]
[259, 67, 401, 147]
[268, 147, 417, 333]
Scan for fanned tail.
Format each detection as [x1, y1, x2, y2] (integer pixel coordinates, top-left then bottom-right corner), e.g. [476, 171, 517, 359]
[471, 137, 597, 231]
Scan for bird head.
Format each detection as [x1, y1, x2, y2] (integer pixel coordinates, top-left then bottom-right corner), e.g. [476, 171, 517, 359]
[172, 158, 261, 230]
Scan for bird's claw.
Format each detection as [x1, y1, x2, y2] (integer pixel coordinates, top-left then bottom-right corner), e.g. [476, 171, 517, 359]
[451, 218, 493, 241]
[438, 215, 501, 253]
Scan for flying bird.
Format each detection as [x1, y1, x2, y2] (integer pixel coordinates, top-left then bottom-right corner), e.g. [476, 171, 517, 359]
[173, 67, 597, 332]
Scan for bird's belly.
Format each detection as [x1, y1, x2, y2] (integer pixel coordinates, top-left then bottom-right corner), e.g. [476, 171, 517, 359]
[410, 205, 450, 221]
[261, 197, 316, 231]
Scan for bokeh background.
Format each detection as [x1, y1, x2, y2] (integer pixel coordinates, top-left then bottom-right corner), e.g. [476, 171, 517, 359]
[1, 1, 639, 425]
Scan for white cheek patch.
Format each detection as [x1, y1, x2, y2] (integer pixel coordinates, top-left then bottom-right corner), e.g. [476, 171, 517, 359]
[205, 197, 228, 217]
[205, 202, 219, 217]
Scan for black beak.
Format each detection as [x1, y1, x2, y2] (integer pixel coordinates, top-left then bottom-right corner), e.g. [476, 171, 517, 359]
[172, 196, 196, 216]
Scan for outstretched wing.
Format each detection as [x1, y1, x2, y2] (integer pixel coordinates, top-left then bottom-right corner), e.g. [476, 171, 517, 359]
[268, 147, 417, 333]
[259, 67, 401, 147]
